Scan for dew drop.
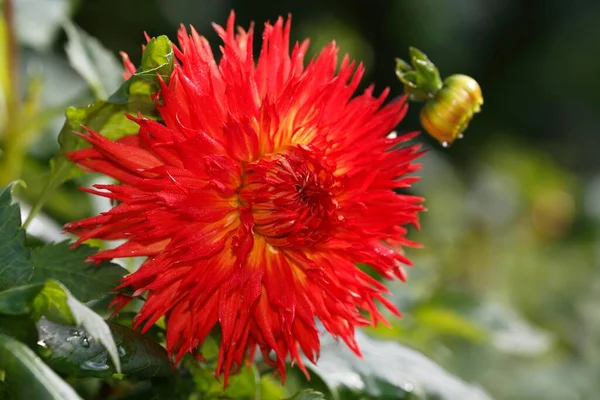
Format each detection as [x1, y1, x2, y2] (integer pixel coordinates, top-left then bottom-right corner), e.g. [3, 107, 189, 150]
[67, 329, 83, 344]
[441, 141, 449, 148]
[387, 130, 398, 139]
[80, 353, 109, 372]
[458, 133, 464, 139]
[80, 336, 91, 348]
[37, 340, 52, 358]
[80, 359, 110, 372]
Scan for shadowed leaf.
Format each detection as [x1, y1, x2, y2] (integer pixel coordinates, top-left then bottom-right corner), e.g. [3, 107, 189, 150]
[31, 242, 127, 302]
[0, 280, 122, 374]
[37, 319, 171, 378]
[0, 333, 82, 400]
[0, 183, 34, 291]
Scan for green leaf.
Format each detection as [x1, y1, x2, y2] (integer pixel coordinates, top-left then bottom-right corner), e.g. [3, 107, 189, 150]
[0, 380, 9, 399]
[14, 0, 72, 50]
[409, 47, 443, 93]
[413, 306, 488, 343]
[471, 302, 553, 356]
[395, 47, 443, 102]
[139, 36, 175, 82]
[285, 389, 326, 399]
[107, 34, 174, 105]
[54, 36, 173, 160]
[57, 100, 148, 154]
[108, 377, 195, 400]
[0, 284, 44, 315]
[33, 280, 76, 325]
[310, 331, 492, 400]
[32, 36, 174, 216]
[60, 281, 121, 374]
[0, 182, 126, 302]
[0, 16, 10, 131]
[108, 323, 171, 377]
[0, 315, 38, 347]
[258, 375, 287, 400]
[0, 280, 122, 375]
[0, 183, 34, 291]
[191, 363, 260, 399]
[31, 242, 128, 303]
[37, 319, 172, 378]
[63, 21, 124, 100]
[0, 333, 82, 400]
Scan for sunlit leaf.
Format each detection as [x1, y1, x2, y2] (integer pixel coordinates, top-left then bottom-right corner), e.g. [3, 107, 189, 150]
[138, 36, 175, 83]
[413, 306, 488, 343]
[259, 375, 287, 400]
[0, 333, 82, 400]
[285, 389, 326, 399]
[472, 302, 553, 356]
[59, 281, 121, 374]
[107, 34, 174, 104]
[310, 331, 493, 400]
[14, 0, 72, 50]
[63, 21, 123, 99]
[45, 35, 174, 196]
[25, 35, 174, 223]
[191, 363, 260, 399]
[0, 15, 10, 131]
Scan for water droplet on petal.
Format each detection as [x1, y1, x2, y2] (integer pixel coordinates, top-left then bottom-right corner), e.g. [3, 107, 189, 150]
[458, 133, 464, 139]
[442, 141, 449, 148]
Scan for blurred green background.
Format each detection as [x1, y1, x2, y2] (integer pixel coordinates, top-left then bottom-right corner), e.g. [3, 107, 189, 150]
[4, 0, 600, 399]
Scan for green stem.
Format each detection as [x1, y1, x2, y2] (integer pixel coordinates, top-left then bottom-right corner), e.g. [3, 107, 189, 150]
[252, 364, 261, 400]
[2, 0, 18, 112]
[0, 0, 22, 186]
[22, 156, 72, 229]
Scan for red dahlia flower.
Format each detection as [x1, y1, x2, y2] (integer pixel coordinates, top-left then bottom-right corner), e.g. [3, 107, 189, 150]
[65, 12, 424, 383]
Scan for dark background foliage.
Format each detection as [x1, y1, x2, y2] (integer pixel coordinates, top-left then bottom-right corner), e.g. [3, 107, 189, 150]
[74, 0, 600, 170]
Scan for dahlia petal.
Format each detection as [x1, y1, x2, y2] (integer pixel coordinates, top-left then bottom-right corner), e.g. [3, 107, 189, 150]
[76, 128, 162, 171]
[97, 238, 169, 260]
[108, 293, 134, 317]
[65, 12, 425, 386]
[120, 51, 137, 80]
